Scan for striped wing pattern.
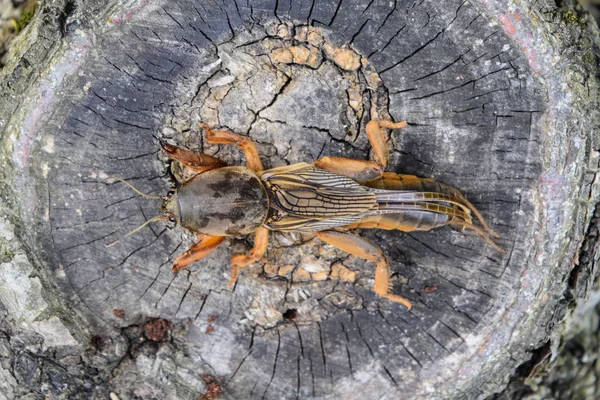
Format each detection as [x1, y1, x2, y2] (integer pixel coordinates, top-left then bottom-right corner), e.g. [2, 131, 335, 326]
[260, 164, 474, 232]
[261, 164, 377, 231]
[257, 163, 501, 251]
[373, 191, 472, 222]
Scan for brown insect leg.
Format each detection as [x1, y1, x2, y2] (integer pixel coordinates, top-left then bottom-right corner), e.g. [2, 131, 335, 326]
[312, 119, 406, 180]
[365, 119, 407, 169]
[316, 230, 412, 309]
[161, 141, 227, 172]
[200, 123, 264, 172]
[227, 227, 270, 288]
[313, 157, 385, 181]
[172, 234, 227, 273]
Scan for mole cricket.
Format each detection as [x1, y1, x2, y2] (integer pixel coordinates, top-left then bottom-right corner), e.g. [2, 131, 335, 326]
[109, 120, 502, 309]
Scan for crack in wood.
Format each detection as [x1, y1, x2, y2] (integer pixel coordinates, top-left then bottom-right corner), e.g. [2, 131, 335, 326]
[380, 30, 443, 74]
[135, 244, 180, 302]
[375, 0, 398, 35]
[317, 322, 327, 374]
[349, 18, 370, 46]
[175, 279, 193, 316]
[58, 229, 120, 252]
[261, 327, 282, 400]
[412, 50, 470, 82]
[382, 365, 398, 386]
[408, 66, 512, 100]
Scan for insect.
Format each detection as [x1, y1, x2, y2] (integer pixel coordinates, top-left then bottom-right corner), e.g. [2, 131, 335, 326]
[111, 120, 501, 309]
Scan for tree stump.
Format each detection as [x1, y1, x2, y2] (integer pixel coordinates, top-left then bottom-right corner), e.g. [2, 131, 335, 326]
[0, 0, 598, 399]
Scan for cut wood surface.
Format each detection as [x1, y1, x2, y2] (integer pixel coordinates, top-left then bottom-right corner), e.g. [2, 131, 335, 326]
[0, 0, 598, 399]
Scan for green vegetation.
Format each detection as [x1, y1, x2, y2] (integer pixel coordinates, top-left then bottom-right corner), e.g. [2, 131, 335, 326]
[12, 2, 38, 33]
[561, 8, 586, 26]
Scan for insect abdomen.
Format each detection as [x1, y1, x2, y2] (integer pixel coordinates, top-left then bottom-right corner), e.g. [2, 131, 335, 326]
[360, 172, 464, 198]
[349, 172, 476, 232]
[344, 211, 453, 231]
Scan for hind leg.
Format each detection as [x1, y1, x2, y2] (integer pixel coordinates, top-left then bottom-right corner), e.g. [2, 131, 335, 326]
[316, 230, 412, 309]
[313, 157, 385, 181]
[365, 119, 407, 168]
[313, 119, 407, 180]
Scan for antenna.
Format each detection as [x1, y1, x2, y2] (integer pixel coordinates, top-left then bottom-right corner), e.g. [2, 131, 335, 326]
[106, 215, 168, 247]
[109, 177, 163, 200]
[105, 177, 167, 247]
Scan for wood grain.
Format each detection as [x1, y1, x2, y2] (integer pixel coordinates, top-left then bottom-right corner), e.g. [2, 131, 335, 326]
[0, 0, 598, 399]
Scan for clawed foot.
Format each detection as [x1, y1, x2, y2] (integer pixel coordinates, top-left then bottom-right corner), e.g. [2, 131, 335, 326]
[383, 292, 412, 310]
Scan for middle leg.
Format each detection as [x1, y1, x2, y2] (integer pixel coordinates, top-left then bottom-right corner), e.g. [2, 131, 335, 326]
[227, 227, 270, 288]
[200, 123, 264, 172]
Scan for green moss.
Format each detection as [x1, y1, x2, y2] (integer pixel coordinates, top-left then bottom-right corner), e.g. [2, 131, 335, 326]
[561, 9, 585, 26]
[13, 3, 37, 34]
[0, 242, 14, 263]
[582, 51, 595, 66]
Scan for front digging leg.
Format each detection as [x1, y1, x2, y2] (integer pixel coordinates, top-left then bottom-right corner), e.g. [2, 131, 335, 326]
[161, 141, 228, 171]
[316, 230, 412, 309]
[161, 141, 228, 183]
[172, 234, 227, 273]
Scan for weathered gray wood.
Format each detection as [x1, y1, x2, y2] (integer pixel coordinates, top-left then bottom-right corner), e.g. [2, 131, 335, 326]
[0, 0, 598, 399]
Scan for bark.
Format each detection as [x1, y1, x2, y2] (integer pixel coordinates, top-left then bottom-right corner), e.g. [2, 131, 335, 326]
[0, 0, 599, 399]
[490, 207, 600, 399]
